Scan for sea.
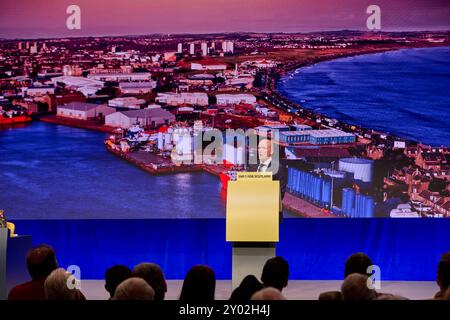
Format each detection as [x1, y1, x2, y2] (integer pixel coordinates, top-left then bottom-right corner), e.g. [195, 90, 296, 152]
[277, 46, 450, 146]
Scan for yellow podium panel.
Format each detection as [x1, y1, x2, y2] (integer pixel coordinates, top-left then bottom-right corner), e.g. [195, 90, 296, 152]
[226, 172, 279, 242]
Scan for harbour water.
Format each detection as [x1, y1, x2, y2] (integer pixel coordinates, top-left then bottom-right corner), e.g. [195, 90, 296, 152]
[0, 122, 225, 219]
[278, 46, 450, 146]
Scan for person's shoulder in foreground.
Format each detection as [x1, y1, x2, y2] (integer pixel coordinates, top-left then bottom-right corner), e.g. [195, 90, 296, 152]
[7, 278, 47, 300]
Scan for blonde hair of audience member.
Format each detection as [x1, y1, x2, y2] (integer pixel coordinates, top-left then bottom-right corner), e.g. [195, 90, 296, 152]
[376, 294, 407, 300]
[341, 273, 376, 301]
[250, 287, 286, 300]
[112, 277, 155, 300]
[44, 268, 85, 300]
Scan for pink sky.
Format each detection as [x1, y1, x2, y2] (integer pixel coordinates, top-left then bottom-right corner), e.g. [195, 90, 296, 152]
[0, 0, 449, 39]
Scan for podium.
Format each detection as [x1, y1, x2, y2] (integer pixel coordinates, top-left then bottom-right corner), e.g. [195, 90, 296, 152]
[0, 229, 6, 300]
[226, 172, 280, 289]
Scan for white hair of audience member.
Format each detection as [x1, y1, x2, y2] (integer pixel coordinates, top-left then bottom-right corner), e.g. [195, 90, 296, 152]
[341, 273, 377, 300]
[376, 294, 408, 300]
[44, 268, 84, 300]
[444, 287, 450, 300]
[112, 277, 155, 300]
[250, 287, 287, 300]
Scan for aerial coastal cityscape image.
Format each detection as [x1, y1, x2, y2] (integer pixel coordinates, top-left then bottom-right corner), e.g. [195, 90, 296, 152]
[0, 0, 449, 221]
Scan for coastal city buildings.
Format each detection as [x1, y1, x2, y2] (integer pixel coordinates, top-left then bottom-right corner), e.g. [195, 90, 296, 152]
[279, 129, 356, 145]
[108, 97, 147, 109]
[0, 31, 449, 218]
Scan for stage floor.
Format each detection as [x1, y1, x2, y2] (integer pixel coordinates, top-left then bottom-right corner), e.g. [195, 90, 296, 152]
[81, 280, 439, 300]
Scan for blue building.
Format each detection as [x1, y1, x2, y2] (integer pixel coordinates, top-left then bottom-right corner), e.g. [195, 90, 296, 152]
[279, 128, 356, 145]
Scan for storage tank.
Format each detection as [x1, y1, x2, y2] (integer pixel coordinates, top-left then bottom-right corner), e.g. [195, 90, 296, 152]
[355, 194, 364, 218]
[288, 168, 294, 192]
[164, 133, 171, 149]
[323, 170, 346, 179]
[173, 128, 192, 155]
[312, 176, 321, 203]
[342, 188, 350, 215]
[341, 190, 375, 218]
[321, 181, 331, 206]
[294, 169, 300, 194]
[339, 158, 374, 183]
[223, 144, 244, 165]
[287, 168, 294, 191]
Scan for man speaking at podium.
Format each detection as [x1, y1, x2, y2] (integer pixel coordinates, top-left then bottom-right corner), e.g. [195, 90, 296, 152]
[247, 138, 287, 220]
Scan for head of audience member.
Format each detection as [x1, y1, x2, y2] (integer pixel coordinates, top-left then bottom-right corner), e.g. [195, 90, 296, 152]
[251, 287, 286, 300]
[230, 275, 264, 301]
[436, 252, 450, 298]
[375, 294, 407, 300]
[112, 277, 155, 300]
[261, 256, 289, 292]
[341, 273, 376, 301]
[27, 244, 58, 281]
[318, 291, 343, 301]
[7, 244, 59, 300]
[344, 252, 373, 279]
[44, 268, 85, 300]
[179, 265, 216, 302]
[104, 265, 131, 299]
[132, 263, 167, 300]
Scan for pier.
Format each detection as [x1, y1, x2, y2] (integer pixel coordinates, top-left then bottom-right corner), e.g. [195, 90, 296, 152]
[105, 143, 331, 218]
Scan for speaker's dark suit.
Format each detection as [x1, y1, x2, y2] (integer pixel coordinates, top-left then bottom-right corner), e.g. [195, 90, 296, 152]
[247, 159, 287, 198]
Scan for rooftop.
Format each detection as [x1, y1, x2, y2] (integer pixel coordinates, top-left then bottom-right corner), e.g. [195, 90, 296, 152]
[118, 108, 175, 119]
[109, 97, 145, 103]
[216, 93, 256, 98]
[188, 74, 215, 80]
[291, 124, 312, 129]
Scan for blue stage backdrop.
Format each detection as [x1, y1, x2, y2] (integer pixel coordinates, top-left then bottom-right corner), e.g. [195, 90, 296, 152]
[11, 218, 450, 281]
